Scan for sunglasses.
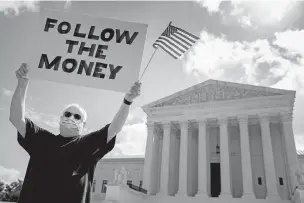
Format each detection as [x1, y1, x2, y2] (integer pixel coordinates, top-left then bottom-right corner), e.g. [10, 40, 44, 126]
[64, 111, 82, 120]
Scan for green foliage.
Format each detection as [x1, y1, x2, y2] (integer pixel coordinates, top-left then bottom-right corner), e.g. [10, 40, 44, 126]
[0, 179, 23, 202]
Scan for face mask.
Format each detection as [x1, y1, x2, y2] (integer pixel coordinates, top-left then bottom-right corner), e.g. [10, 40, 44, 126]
[59, 117, 83, 137]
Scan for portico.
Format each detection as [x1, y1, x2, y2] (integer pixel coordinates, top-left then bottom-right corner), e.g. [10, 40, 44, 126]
[141, 79, 298, 201]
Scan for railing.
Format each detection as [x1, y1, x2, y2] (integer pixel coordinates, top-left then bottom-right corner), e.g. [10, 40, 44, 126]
[127, 183, 147, 194]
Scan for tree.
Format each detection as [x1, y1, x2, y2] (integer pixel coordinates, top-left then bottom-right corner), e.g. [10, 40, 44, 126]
[0, 180, 7, 201]
[0, 179, 23, 202]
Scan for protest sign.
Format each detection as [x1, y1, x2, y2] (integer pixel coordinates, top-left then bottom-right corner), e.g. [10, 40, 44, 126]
[28, 9, 148, 92]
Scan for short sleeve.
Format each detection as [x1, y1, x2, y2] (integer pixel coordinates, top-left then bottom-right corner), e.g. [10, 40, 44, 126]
[17, 118, 54, 156]
[75, 124, 116, 161]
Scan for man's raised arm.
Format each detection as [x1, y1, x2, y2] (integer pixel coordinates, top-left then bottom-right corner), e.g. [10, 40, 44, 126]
[9, 63, 29, 138]
[107, 81, 141, 143]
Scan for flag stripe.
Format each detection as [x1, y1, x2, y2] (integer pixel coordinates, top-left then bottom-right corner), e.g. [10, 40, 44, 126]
[154, 40, 182, 57]
[175, 26, 200, 40]
[171, 34, 192, 49]
[172, 33, 192, 47]
[153, 23, 199, 60]
[158, 36, 186, 54]
[153, 44, 178, 59]
[176, 31, 196, 44]
[164, 35, 189, 50]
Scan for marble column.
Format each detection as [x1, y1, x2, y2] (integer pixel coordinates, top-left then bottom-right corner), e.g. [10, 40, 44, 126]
[177, 120, 189, 196]
[238, 116, 254, 198]
[160, 122, 172, 195]
[143, 122, 156, 194]
[152, 128, 161, 194]
[218, 117, 232, 198]
[281, 113, 299, 194]
[197, 119, 208, 198]
[259, 115, 280, 199]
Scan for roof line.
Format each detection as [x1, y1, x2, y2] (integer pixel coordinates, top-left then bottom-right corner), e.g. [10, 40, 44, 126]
[142, 79, 295, 110]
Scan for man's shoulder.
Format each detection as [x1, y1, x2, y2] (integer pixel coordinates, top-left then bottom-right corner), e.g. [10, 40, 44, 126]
[81, 124, 111, 137]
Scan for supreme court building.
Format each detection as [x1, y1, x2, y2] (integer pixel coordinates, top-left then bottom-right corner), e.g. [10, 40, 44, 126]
[140, 79, 299, 202]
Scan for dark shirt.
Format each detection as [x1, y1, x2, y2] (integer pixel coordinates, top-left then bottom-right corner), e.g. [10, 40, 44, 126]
[17, 118, 116, 203]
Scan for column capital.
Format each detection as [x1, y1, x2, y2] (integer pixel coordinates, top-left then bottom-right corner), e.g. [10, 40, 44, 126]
[280, 112, 293, 123]
[162, 121, 172, 129]
[198, 118, 208, 126]
[218, 117, 228, 126]
[146, 122, 155, 132]
[237, 115, 248, 123]
[259, 114, 270, 123]
[146, 121, 155, 127]
[179, 119, 190, 128]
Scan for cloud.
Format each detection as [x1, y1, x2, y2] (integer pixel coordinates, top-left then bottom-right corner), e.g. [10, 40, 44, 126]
[0, 0, 71, 16]
[196, 0, 223, 13]
[24, 107, 61, 133]
[273, 30, 304, 57]
[0, 0, 39, 16]
[2, 88, 13, 97]
[106, 107, 147, 157]
[0, 88, 13, 112]
[125, 107, 147, 126]
[196, 0, 298, 28]
[184, 29, 304, 91]
[25, 107, 42, 121]
[115, 123, 147, 156]
[0, 165, 21, 183]
[295, 134, 304, 150]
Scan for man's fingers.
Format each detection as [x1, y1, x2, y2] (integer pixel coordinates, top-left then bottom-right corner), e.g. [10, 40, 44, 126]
[24, 67, 28, 73]
[20, 63, 28, 73]
[16, 71, 22, 78]
[16, 69, 22, 76]
[21, 63, 27, 69]
[20, 69, 26, 76]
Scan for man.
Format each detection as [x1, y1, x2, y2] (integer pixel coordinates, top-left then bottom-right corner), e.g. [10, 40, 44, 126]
[9, 63, 141, 203]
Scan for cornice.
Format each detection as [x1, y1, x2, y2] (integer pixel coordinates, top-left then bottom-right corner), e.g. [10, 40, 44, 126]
[144, 94, 294, 117]
[142, 80, 295, 110]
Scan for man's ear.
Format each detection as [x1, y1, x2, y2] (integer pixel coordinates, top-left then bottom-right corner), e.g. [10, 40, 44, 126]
[83, 121, 87, 128]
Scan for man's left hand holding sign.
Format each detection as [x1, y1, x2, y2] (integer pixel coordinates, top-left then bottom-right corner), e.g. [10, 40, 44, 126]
[9, 63, 142, 203]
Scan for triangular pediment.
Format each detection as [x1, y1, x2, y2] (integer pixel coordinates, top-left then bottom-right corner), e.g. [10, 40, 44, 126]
[144, 79, 294, 109]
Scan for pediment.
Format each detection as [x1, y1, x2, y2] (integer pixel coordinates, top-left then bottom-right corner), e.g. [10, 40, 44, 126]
[144, 80, 293, 108]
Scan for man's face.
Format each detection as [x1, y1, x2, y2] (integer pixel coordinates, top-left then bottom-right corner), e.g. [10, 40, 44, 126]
[59, 106, 86, 137]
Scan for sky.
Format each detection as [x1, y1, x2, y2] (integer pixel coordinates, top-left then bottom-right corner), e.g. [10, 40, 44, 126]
[0, 0, 303, 183]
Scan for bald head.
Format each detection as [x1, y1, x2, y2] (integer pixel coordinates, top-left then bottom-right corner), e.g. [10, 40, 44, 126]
[59, 103, 87, 137]
[62, 103, 87, 122]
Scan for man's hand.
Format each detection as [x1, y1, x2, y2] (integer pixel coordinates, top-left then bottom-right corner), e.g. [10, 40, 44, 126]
[16, 63, 29, 84]
[124, 81, 141, 102]
[10, 63, 30, 137]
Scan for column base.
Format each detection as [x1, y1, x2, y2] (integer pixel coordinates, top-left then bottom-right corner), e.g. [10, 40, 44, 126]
[195, 193, 209, 199]
[156, 192, 169, 196]
[219, 193, 233, 199]
[175, 192, 188, 197]
[266, 194, 281, 201]
[242, 193, 256, 199]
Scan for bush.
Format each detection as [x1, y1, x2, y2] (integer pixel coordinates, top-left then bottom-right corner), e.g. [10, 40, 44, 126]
[0, 179, 23, 202]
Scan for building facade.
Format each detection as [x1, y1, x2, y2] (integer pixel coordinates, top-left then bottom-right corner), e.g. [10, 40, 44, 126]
[141, 79, 299, 202]
[93, 79, 303, 203]
[94, 153, 304, 202]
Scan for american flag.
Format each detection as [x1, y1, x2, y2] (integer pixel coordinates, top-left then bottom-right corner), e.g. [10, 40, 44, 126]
[153, 22, 199, 59]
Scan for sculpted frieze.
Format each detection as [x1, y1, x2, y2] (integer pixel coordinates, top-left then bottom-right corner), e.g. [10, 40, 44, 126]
[153, 84, 281, 107]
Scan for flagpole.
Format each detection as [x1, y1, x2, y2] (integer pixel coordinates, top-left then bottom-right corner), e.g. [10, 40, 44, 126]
[138, 48, 158, 81]
[138, 21, 172, 82]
